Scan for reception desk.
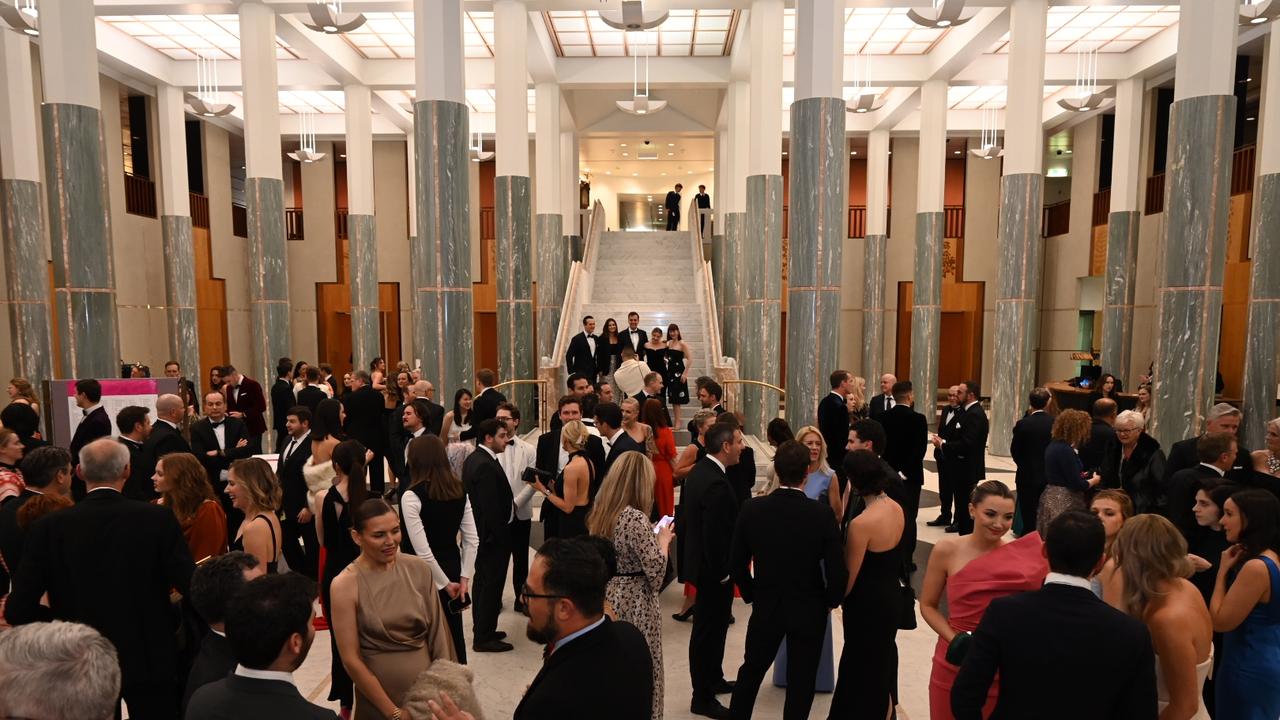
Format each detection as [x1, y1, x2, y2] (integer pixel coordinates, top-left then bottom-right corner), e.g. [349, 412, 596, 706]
[1046, 381, 1138, 413]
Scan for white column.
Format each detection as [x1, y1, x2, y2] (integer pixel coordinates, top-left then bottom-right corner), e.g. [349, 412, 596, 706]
[918, 80, 947, 213]
[345, 84, 380, 371]
[155, 86, 190, 216]
[37, 1, 99, 108]
[1110, 79, 1144, 214]
[0, 32, 40, 182]
[494, 0, 529, 177]
[866, 130, 890, 236]
[725, 80, 750, 215]
[863, 128, 891, 383]
[911, 79, 947, 421]
[1098, 76, 1144, 383]
[155, 84, 201, 393]
[345, 85, 374, 215]
[748, 0, 784, 176]
[561, 130, 578, 235]
[415, 0, 466, 103]
[1002, 0, 1047, 176]
[241, 3, 282, 181]
[535, 83, 561, 216]
[793, 0, 843, 101]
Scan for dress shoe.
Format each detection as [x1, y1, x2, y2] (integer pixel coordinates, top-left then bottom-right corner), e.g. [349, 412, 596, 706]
[690, 698, 732, 719]
[944, 524, 960, 533]
[926, 516, 952, 527]
[672, 608, 695, 622]
[472, 639, 514, 653]
[713, 680, 736, 695]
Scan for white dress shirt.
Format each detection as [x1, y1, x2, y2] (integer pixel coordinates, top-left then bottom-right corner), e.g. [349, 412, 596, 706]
[401, 492, 480, 590]
[586, 333, 597, 356]
[1043, 572, 1094, 592]
[280, 430, 310, 464]
[234, 665, 296, 687]
[499, 436, 538, 521]
[209, 418, 227, 449]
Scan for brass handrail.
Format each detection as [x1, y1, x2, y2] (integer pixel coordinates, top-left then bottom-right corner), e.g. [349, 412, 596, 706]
[489, 379, 552, 432]
[721, 379, 786, 395]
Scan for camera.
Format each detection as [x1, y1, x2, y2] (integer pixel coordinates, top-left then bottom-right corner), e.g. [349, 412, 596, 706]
[522, 466, 554, 484]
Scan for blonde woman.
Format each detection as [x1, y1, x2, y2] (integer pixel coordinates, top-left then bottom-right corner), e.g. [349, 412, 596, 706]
[532, 419, 594, 538]
[1252, 417, 1280, 478]
[153, 452, 227, 562]
[847, 376, 869, 424]
[1036, 409, 1100, 535]
[794, 426, 837, 515]
[225, 457, 283, 573]
[587, 451, 673, 720]
[1109, 514, 1213, 719]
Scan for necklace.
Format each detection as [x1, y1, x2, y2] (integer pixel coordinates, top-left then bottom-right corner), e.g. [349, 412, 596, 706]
[864, 492, 888, 505]
[1267, 451, 1280, 476]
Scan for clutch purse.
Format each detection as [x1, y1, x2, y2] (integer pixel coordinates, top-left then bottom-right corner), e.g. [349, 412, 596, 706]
[945, 631, 973, 666]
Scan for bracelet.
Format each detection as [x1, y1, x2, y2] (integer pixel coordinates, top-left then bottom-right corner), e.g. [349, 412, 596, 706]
[390, 709, 402, 720]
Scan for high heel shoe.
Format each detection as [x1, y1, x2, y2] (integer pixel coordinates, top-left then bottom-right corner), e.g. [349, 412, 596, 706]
[672, 607, 695, 622]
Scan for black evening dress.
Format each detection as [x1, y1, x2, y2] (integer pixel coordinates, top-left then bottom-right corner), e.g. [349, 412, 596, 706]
[321, 486, 360, 707]
[552, 451, 593, 539]
[665, 348, 689, 405]
[829, 547, 901, 719]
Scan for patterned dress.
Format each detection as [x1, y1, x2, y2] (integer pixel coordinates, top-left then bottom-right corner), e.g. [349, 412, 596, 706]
[606, 506, 668, 720]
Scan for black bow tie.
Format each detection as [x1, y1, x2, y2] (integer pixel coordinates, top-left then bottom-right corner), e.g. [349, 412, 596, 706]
[210, 420, 224, 428]
[82, 409, 89, 417]
[508, 440, 516, 446]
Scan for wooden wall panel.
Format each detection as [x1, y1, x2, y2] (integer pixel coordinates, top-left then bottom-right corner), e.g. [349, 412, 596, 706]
[895, 280, 985, 390]
[193, 226, 229, 384]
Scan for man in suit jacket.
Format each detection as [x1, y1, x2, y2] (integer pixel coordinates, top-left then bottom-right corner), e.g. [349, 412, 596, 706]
[623, 311, 648, 363]
[463, 419, 515, 653]
[269, 361, 296, 454]
[728, 441, 847, 720]
[191, 392, 255, 538]
[1080, 398, 1118, 473]
[0, 447, 72, 599]
[221, 365, 268, 453]
[342, 371, 389, 495]
[1163, 403, 1253, 484]
[163, 360, 201, 416]
[596, 402, 644, 482]
[665, 182, 683, 231]
[512, 537, 653, 720]
[296, 368, 329, 414]
[116, 405, 155, 501]
[184, 551, 266, 710]
[634, 372, 666, 408]
[146, 393, 192, 471]
[1010, 387, 1055, 535]
[468, 368, 507, 429]
[867, 373, 897, 420]
[1166, 431, 1237, 534]
[6, 438, 196, 719]
[695, 184, 712, 235]
[688, 377, 728, 437]
[565, 315, 601, 382]
[818, 371, 854, 473]
[681, 422, 745, 718]
[929, 385, 964, 528]
[419, 380, 446, 437]
[277, 406, 317, 579]
[69, 378, 112, 498]
[880, 380, 928, 538]
[187, 573, 337, 720]
[932, 379, 988, 535]
[952, 511, 1157, 719]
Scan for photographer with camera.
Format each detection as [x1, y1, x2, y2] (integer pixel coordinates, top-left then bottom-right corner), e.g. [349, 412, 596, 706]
[495, 403, 538, 612]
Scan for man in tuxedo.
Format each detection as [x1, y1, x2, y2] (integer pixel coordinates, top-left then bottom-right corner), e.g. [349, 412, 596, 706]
[1010, 387, 1055, 535]
[463, 419, 515, 653]
[548, 374, 595, 435]
[928, 385, 964, 529]
[6, 438, 196, 719]
[952, 511, 1156, 719]
[536, 397, 607, 496]
[1164, 403, 1253, 484]
[688, 378, 727, 437]
[695, 184, 712, 236]
[665, 182, 683, 231]
[391, 396, 430, 483]
[0, 447, 72, 599]
[614, 347, 652, 399]
[682, 422, 745, 718]
[147, 393, 192, 468]
[597, 380, 616, 404]
[270, 360, 296, 454]
[469, 368, 507, 429]
[1079, 398, 1117, 474]
[728, 441, 846, 720]
[868, 373, 897, 419]
[319, 363, 340, 398]
[596, 402, 644, 481]
[187, 573, 337, 719]
[296, 367, 328, 414]
[846, 420, 915, 574]
[623, 311, 648, 362]
[566, 315, 601, 382]
[69, 378, 111, 498]
[277, 406, 317, 579]
[0, 621, 124, 720]
[506, 537, 653, 720]
[1166, 431, 1237, 534]
[343, 371, 389, 496]
[818, 370, 854, 473]
[931, 379, 988, 535]
[879, 380, 928, 548]
[164, 360, 200, 415]
[116, 405, 155, 501]
[221, 365, 268, 454]
[636, 372, 666, 408]
[184, 551, 266, 709]
[496, 402, 538, 611]
[191, 391, 255, 537]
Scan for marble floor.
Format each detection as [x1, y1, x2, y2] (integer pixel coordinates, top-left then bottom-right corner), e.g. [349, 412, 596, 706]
[288, 452, 1022, 720]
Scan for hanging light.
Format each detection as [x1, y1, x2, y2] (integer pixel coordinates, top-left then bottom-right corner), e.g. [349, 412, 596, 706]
[185, 55, 236, 117]
[969, 104, 1004, 159]
[599, 0, 668, 31]
[1057, 45, 1111, 113]
[301, 0, 366, 34]
[469, 130, 494, 162]
[845, 54, 885, 114]
[0, 0, 38, 36]
[616, 32, 667, 115]
[1241, 0, 1280, 26]
[907, 0, 974, 29]
[288, 112, 326, 163]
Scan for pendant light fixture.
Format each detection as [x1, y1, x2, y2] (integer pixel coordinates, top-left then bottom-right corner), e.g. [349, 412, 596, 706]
[1241, 0, 1280, 26]
[616, 32, 667, 116]
[302, 0, 367, 34]
[1057, 45, 1111, 113]
[470, 130, 494, 162]
[0, 0, 38, 36]
[185, 55, 236, 118]
[599, 0, 668, 31]
[288, 112, 326, 163]
[907, 0, 974, 29]
[846, 54, 886, 114]
[968, 104, 1003, 159]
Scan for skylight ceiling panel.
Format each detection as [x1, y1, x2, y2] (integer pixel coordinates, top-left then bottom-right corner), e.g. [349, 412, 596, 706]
[368, 18, 404, 34]
[897, 42, 932, 54]
[864, 42, 899, 55]
[694, 44, 723, 56]
[587, 15, 616, 33]
[874, 27, 908, 43]
[879, 11, 916, 30]
[555, 16, 588, 32]
[558, 32, 590, 45]
[665, 45, 691, 56]
[114, 21, 155, 35]
[696, 30, 727, 45]
[140, 34, 180, 49]
[594, 30, 625, 44]
[561, 45, 593, 57]
[664, 16, 695, 31]
[147, 20, 187, 35]
[362, 46, 395, 59]
[1104, 40, 1138, 52]
[907, 27, 944, 43]
[1119, 26, 1160, 41]
[699, 15, 731, 30]
[166, 48, 197, 60]
[661, 31, 693, 45]
[596, 44, 625, 56]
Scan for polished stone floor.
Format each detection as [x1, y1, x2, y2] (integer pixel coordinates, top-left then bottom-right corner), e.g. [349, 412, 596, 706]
[288, 453, 1021, 720]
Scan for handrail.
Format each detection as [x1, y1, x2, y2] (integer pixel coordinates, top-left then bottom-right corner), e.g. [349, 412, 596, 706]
[688, 199, 739, 414]
[720, 379, 785, 416]
[489, 378, 551, 432]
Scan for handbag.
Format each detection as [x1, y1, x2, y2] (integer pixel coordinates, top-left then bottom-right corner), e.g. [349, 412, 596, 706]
[897, 581, 918, 630]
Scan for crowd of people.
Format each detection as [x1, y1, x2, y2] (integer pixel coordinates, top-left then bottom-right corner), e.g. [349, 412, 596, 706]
[3, 352, 1280, 720]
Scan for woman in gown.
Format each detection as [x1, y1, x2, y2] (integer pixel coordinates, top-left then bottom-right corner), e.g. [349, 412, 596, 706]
[1187, 480, 1237, 713]
[642, 398, 677, 518]
[1037, 409, 1100, 535]
[622, 397, 652, 447]
[153, 452, 227, 561]
[1134, 383, 1153, 424]
[829, 450, 904, 720]
[224, 458, 282, 574]
[1252, 417, 1280, 479]
[532, 420, 593, 538]
[330, 498, 457, 720]
[0, 429, 25, 503]
[1109, 514, 1214, 720]
[644, 328, 668, 382]
[664, 324, 691, 427]
[920, 480, 1047, 720]
[306, 399, 345, 510]
[600, 317, 624, 385]
[441, 389, 473, 445]
[1211, 489, 1280, 719]
[313, 439, 367, 714]
[587, 452, 673, 720]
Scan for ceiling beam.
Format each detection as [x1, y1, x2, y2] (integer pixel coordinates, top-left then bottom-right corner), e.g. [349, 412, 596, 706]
[556, 57, 732, 90]
[527, 9, 558, 84]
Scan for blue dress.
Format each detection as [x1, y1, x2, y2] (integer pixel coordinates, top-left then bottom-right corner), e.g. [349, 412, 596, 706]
[1218, 555, 1280, 720]
[772, 468, 837, 692]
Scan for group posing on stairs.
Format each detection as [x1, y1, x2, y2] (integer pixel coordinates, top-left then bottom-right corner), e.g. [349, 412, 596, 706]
[565, 311, 694, 426]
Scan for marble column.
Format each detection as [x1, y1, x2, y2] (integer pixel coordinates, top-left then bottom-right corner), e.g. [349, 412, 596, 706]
[562, 130, 580, 269]
[0, 30, 52, 382]
[240, 3, 291, 391]
[535, 83, 565, 369]
[862, 129, 890, 385]
[785, 0, 846, 431]
[1151, 0, 1237, 446]
[912, 80, 947, 426]
[155, 85, 200, 393]
[1099, 78, 1144, 386]
[1242, 25, 1280, 450]
[989, 0, 1048, 456]
[40, 1, 119, 379]
[722, 213, 745, 364]
[414, 0, 473, 395]
[720, 81, 749, 362]
[406, 132, 423, 369]
[345, 84, 380, 372]
[741, 0, 784, 433]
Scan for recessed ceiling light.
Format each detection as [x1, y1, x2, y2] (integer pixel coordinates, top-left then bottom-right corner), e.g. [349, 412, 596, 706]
[851, 151, 858, 155]
[688, 171, 693, 175]
[706, 167, 712, 171]
[953, 150, 961, 155]
[667, 143, 675, 147]
[661, 172, 667, 175]
[622, 152, 629, 157]
[620, 143, 627, 147]
[632, 172, 639, 176]
[782, 151, 788, 156]
[667, 152, 674, 156]
[1247, 116, 1257, 121]
[606, 171, 612, 175]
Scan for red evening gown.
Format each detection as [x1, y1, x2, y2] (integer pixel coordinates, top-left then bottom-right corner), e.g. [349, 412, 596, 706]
[651, 426, 677, 517]
[928, 532, 1048, 720]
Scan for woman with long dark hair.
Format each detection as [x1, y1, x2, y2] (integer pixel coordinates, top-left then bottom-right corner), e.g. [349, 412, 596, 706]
[399, 434, 477, 663]
[643, 398, 677, 518]
[664, 324, 691, 426]
[153, 452, 226, 561]
[441, 388, 473, 444]
[600, 317, 624, 384]
[304, 398, 345, 511]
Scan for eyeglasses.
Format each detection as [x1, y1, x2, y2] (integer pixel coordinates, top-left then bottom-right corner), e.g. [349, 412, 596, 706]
[519, 584, 567, 605]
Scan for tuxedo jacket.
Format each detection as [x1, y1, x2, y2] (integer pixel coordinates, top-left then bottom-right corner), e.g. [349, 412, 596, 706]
[868, 393, 894, 420]
[944, 403, 989, 482]
[224, 377, 268, 436]
[817, 392, 850, 471]
[514, 618, 653, 720]
[566, 332, 601, 380]
[603, 432, 646, 486]
[183, 631, 236, 710]
[190, 417, 255, 487]
[879, 404, 928, 487]
[726, 446, 757, 506]
[144, 420, 192, 492]
[622, 328, 648, 362]
[952, 583, 1156, 720]
[933, 405, 963, 463]
[1010, 411, 1054, 491]
[695, 192, 712, 209]
[680, 457, 740, 583]
[535, 430, 606, 484]
[1166, 465, 1224, 534]
[186, 674, 338, 720]
[69, 406, 112, 461]
[730, 488, 846, 615]
[269, 379, 295, 435]
[120, 436, 154, 502]
[462, 449, 514, 544]
[6, 489, 195, 690]
[664, 190, 681, 213]
[686, 403, 726, 438]
[470, 387, 507, 428]
[423, 399, 446, 437]
[342, 386, 388, 453]
[276, 435, 314, 517]
[1165, 435, 1254, 485]
[296, 385, 327, 414]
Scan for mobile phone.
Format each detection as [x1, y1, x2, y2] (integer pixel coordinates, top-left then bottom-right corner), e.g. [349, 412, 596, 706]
[654, 515, 675, 533]
[447, 592, 472, 614]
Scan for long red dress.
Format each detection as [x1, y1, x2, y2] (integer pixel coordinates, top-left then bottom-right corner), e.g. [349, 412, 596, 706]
[928, 531, 1048, 720]
[651, 425, 677, 517]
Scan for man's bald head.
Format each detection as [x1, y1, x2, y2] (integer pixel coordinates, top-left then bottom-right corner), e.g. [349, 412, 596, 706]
[155, 393, 184, 422]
